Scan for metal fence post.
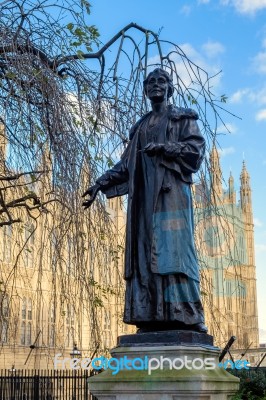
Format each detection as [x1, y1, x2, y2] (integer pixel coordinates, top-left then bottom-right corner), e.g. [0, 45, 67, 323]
[84, 370, 88, 400]
[33, 374, 39, 400]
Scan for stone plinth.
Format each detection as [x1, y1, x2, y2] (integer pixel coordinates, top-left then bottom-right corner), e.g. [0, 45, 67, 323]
[117, 330, 214, 347]
[88, 331, 239, 400]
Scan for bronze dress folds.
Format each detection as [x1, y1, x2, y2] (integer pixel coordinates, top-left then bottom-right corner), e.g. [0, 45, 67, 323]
[96, 105, 206, 328]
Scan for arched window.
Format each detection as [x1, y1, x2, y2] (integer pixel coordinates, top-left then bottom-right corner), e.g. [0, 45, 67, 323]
[204, 224, 221, 256]
[238, 232, 246, 264]
[226, 280, 232, 311]
[103, 309, 111, 349]
[21, 298, 33, 345]
[26, 322, 32, 345]
[28, 299, 32, 320]
[24, 223, 35, 268]
[3, 225, 12, 262]
[67, 236, 75, 275]
[48, 305, 55, 347]
[65, 304, 75, 348]
[20, 321, 26, 345]
[0, 295, 9, 343]
[22, 298, 27, 319]
[103, 309, 111, 331]
[51, 232, 58, 272]
[89, 240, 95, 269]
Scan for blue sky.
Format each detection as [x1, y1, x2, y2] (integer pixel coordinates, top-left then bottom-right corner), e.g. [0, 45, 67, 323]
[88, 0, 266, 342]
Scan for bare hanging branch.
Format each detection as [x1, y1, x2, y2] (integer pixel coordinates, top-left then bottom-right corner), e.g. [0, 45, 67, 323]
[0, 0, 249, 357]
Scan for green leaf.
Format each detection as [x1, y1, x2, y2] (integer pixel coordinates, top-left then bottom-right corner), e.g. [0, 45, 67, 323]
[107, 158, 114, 168]
[74, 28, 85, 38]
[221, 94, 228, 103]
[93, 297, 103, 307]
[66, 23, 74, 31]
[81, 0, 91, 14]
[76, 50, 85, 59]
[70, 41, 81, 47]
[87, 25, 100, 38]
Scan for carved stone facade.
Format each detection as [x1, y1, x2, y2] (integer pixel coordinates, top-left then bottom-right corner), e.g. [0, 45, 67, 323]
[194, 148, 259, 351]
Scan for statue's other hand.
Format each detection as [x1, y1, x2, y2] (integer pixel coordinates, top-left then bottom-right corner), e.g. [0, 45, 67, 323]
[143, 142, 164, 157]
[82, 184, 100, 209]
[163, 142, 182, 159]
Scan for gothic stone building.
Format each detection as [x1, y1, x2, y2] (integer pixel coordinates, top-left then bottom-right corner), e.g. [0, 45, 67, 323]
[0, 125, 260, 368]
[195, 147, 259, 352]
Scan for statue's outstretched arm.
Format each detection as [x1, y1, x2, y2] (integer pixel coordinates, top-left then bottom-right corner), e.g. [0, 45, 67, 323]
[82, 184, 101, 209]
[82, 146, 130, 208]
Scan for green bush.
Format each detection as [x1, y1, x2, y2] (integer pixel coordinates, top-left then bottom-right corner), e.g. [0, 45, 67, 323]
[230, 370, 266, 400]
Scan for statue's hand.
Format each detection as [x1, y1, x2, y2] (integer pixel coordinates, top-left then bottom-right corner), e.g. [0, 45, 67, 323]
[82, 184, 100, 209]
[163, 142, 182, 159]
[143, 142, 164, 157]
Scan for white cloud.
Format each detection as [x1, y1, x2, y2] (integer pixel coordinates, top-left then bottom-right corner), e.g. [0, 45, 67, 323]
[202, 41, 226, 58]
[173, 43, 223, 88]
[230, 88, 266, 120]
[179, 43, 201, 60]
[256, 109, 266, 121]
[230, 88, 250, 103]
[254, 218, 263, 227]
[218, 147, 235, 157]
[252, 51, 266, 74]
[249, 87, 266, 104]
[221, 0, 266, 14]
[230, 86, 266, 105]
[262, 38, 266, 48]
[198, 0, 211, 3]
[217, 123, 238, 134]
[148, 42, 223, 98]
[180, 5, 192, 15]
[255, 244, 266, 252]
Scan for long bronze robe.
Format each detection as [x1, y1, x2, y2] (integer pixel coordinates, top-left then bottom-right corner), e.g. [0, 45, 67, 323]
[97, 105, 205, 326]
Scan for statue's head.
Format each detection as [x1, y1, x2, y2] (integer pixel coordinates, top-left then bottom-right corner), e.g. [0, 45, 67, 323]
[143, 68, 174, 99]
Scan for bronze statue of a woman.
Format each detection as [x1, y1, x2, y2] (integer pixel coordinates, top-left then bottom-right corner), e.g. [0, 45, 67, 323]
[83, 68, 207, 333]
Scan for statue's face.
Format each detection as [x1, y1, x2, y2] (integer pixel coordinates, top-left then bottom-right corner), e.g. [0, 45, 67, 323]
[145, 72, 169, 103]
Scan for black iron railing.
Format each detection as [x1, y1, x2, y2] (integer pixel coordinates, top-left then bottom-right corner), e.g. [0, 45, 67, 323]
[0, 369, 98, 400]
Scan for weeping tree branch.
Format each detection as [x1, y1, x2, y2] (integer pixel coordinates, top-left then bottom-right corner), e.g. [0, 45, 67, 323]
[0, 169, 47, 181]
[0, 0, 240, 350]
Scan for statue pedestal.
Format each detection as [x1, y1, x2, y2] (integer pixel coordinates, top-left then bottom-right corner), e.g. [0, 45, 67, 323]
[88, 331, 239, 400]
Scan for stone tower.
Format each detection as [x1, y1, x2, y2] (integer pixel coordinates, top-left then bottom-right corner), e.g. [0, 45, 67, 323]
[239, 161, 259, 347]
[210, 146, 223, 202]
[195, 148, 260, 350]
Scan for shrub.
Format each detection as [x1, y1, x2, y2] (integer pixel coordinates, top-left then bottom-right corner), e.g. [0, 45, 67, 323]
[230, 370, 266, 400]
